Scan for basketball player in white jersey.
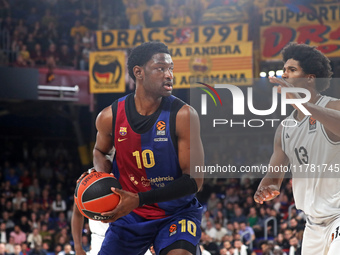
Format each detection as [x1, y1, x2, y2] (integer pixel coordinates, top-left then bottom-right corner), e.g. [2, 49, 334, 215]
[254, 43, 340, 255]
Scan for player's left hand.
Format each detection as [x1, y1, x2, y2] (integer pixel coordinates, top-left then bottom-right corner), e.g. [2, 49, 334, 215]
[100, 188, 139, 223]
[269, 76, 302, 100]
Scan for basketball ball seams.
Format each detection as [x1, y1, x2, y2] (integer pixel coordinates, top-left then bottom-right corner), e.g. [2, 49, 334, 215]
[81, 177, 122, 202]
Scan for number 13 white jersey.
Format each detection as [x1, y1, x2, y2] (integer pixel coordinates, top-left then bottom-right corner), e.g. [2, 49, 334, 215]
[281, 96, 340, 223]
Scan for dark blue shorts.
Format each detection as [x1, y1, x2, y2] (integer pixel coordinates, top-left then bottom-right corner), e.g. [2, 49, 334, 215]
[99, 201, 202, 255]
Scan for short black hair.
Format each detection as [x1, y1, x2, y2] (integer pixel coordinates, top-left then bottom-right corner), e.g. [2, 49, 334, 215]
[127, 41, 170, 82]
[281, 42, 333, 92]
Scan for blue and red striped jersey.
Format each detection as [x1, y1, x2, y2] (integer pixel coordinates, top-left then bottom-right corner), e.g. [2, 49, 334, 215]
[111, 94, 196, 219]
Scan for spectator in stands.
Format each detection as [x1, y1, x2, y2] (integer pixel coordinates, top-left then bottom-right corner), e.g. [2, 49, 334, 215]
[13, 244, 23, 255]
[288, 236, 301, 255]
[54, 227, 69, 246]
[28, 245, 46, 255]
[19, 170, 32, 192]
[70, 20, 88, 38]
[215, 222, 228, 245]
[147, 0, 166, 27]
[39, 224, 52, 248]
[0, 243, 7, 255]
[239, 222, 255, 246]
[81, 235, 90, 252]
[28, 212, 40, 230]
[58, 45, 74, 67]
[39, 190, 52, 213]
[247, 207, 258, 228]
[44, 22, 59, 46]
[51, 194, 66, 216]
[282, 229, 293, 250]
[27, 228, 42, 249]
[4, 200, 14, 218]
[233, 239, 248, 255]
[0, 223, 8, 244]
[57, 244, 74, 255]
[6, 238, 16, 255]
[10, 225, 26, 245]
[79, 41, 91, 70]
[30, 44, 45, 66]
[169, 6, 192, 27]
[200, 245, 211, 255]
[207, 193, 220, 211]
[231, 207, 247, 224]
[6, 168, 20, 187]
[12, 191, 26, 211]
[18, 216, 30, 234]
[125, 1, 145, 30]
[1, 211, 15, 233]
[41, 9, 57, 29]
[15, 19, 28, 39]
[224, 188, 239, 205]
[44, 44, 59, 66]
[215, 210, 228, 227]
[201, 210, 214, 230]
[0, 0, 10, 20]
[201, 231, 219, 255]
[225, 202, 235, 220]
[26, 7, 39, 27]
[20, 243, 28, 255]
[12, 54, 28, 68]
[205, 220, 217, 241]
[30, 22, 44, 48]
[1, 16, 15, 34]
[55, 213, 67, 232]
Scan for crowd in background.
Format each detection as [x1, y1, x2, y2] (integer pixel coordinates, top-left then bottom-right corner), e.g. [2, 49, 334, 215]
[0, 0, 97, 70]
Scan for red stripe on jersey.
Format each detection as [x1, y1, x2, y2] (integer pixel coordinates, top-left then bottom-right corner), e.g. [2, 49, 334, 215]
[115, 100, 166, 219]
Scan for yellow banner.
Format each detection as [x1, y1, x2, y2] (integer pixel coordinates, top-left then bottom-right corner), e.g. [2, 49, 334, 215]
[96, 24, 248, 50]
[261, 3, 340, 26]
[261, 22, 340, 60]
[89, 51, 126, 93]
[171, 42, 253, 88]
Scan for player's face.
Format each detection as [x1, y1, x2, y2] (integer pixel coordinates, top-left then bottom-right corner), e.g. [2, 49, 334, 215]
[281, 58, 309, 88]
[143, 53, 174, 97]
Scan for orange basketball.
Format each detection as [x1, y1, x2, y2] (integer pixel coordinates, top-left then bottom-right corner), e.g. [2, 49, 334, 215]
[74, 172, 121, 221]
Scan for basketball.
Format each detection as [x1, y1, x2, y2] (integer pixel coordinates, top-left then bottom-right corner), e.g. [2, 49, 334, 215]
[74, 171, 122, 221]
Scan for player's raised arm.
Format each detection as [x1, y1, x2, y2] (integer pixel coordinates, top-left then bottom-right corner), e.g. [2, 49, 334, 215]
[254, 124, 289, 204]
[93, 106, 114, 173]
[302, 100, 340, 141]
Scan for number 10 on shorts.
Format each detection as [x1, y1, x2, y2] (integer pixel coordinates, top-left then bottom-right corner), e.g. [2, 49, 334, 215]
[178, 219, 197, 237]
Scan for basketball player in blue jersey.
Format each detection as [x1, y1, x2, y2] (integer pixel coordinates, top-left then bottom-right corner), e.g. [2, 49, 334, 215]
[84, 41, 204, 255]
[254, 43, 340, 254]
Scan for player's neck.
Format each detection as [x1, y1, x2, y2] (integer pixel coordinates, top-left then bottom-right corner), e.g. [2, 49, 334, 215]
[134, 91, 162, 116]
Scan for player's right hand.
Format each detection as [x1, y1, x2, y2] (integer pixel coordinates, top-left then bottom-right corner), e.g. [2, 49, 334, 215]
[254, 185, 280, 204]
[76, 168, 97, 183]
